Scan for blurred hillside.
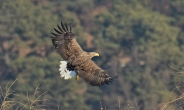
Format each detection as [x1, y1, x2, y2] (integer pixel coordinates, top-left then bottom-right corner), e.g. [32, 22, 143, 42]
[0, 0, 184, 109]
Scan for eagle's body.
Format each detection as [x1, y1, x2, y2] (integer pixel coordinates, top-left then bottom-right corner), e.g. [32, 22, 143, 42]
[51, 21, 117, 86]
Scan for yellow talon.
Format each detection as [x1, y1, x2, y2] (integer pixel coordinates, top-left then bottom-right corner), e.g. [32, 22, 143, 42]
[75, 75, 79, 80]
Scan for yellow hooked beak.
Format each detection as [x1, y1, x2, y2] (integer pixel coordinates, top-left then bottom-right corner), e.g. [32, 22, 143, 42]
[95, 53, 100, 56]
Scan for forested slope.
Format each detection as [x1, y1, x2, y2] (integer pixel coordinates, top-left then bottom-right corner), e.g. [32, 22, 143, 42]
[0, 0, 184, 109]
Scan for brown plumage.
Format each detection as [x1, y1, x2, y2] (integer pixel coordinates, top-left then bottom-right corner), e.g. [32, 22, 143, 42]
[51, 21, 118, 86]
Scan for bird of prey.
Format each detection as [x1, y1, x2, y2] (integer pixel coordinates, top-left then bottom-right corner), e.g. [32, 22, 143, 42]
[51, 21, 118, 86]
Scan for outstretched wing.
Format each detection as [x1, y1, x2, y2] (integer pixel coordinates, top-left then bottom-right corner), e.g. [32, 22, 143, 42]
[76, 59, 118, 86]
[51, 21, 83, 60]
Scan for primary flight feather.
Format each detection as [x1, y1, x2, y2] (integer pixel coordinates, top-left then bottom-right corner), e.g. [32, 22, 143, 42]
[51, 21, 117, 86]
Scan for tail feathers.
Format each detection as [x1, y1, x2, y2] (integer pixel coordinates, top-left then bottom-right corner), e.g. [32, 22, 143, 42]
[59, 61, 76, 80]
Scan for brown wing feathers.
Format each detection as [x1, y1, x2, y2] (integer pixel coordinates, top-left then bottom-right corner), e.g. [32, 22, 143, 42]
[51, 21, 83, 60]
[51, 21, 70, 37]
[77, 69, 116, 86]
[76, 59, 117, 86]
[51, 21, 70, 49]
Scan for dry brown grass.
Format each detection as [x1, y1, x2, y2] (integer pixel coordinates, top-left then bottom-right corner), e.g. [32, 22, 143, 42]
[18, 83, 48, 110]
[0, 79, 18, 110]
[0, 80, 47, 110]
[156, 64, 184, 110]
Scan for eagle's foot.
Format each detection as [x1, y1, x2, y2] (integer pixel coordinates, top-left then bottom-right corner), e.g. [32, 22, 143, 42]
[75, 75, 79, 80]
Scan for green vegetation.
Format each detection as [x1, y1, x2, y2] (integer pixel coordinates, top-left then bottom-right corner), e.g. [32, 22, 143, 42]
[0, 0, 184, 109]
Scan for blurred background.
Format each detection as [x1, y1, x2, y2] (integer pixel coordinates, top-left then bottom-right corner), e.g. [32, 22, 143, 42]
[0, 0, 184, 109]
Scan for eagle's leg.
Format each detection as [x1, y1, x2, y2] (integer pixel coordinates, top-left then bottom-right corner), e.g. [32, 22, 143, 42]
[74, 66, 80, 80]
[75, 75, 79, 80]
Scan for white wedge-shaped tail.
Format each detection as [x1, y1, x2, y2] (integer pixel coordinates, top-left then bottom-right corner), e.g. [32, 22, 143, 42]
[59, 61, 76, 80]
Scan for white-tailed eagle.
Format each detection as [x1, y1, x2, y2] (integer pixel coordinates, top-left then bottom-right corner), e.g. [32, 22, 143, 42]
[51, 21, 118, 86]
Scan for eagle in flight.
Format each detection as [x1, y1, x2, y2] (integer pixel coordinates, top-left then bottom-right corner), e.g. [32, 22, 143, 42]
[51, 21, 117, 86]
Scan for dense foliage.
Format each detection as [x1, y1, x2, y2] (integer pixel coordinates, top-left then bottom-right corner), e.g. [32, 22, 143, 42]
[0, 0, 184, 109]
